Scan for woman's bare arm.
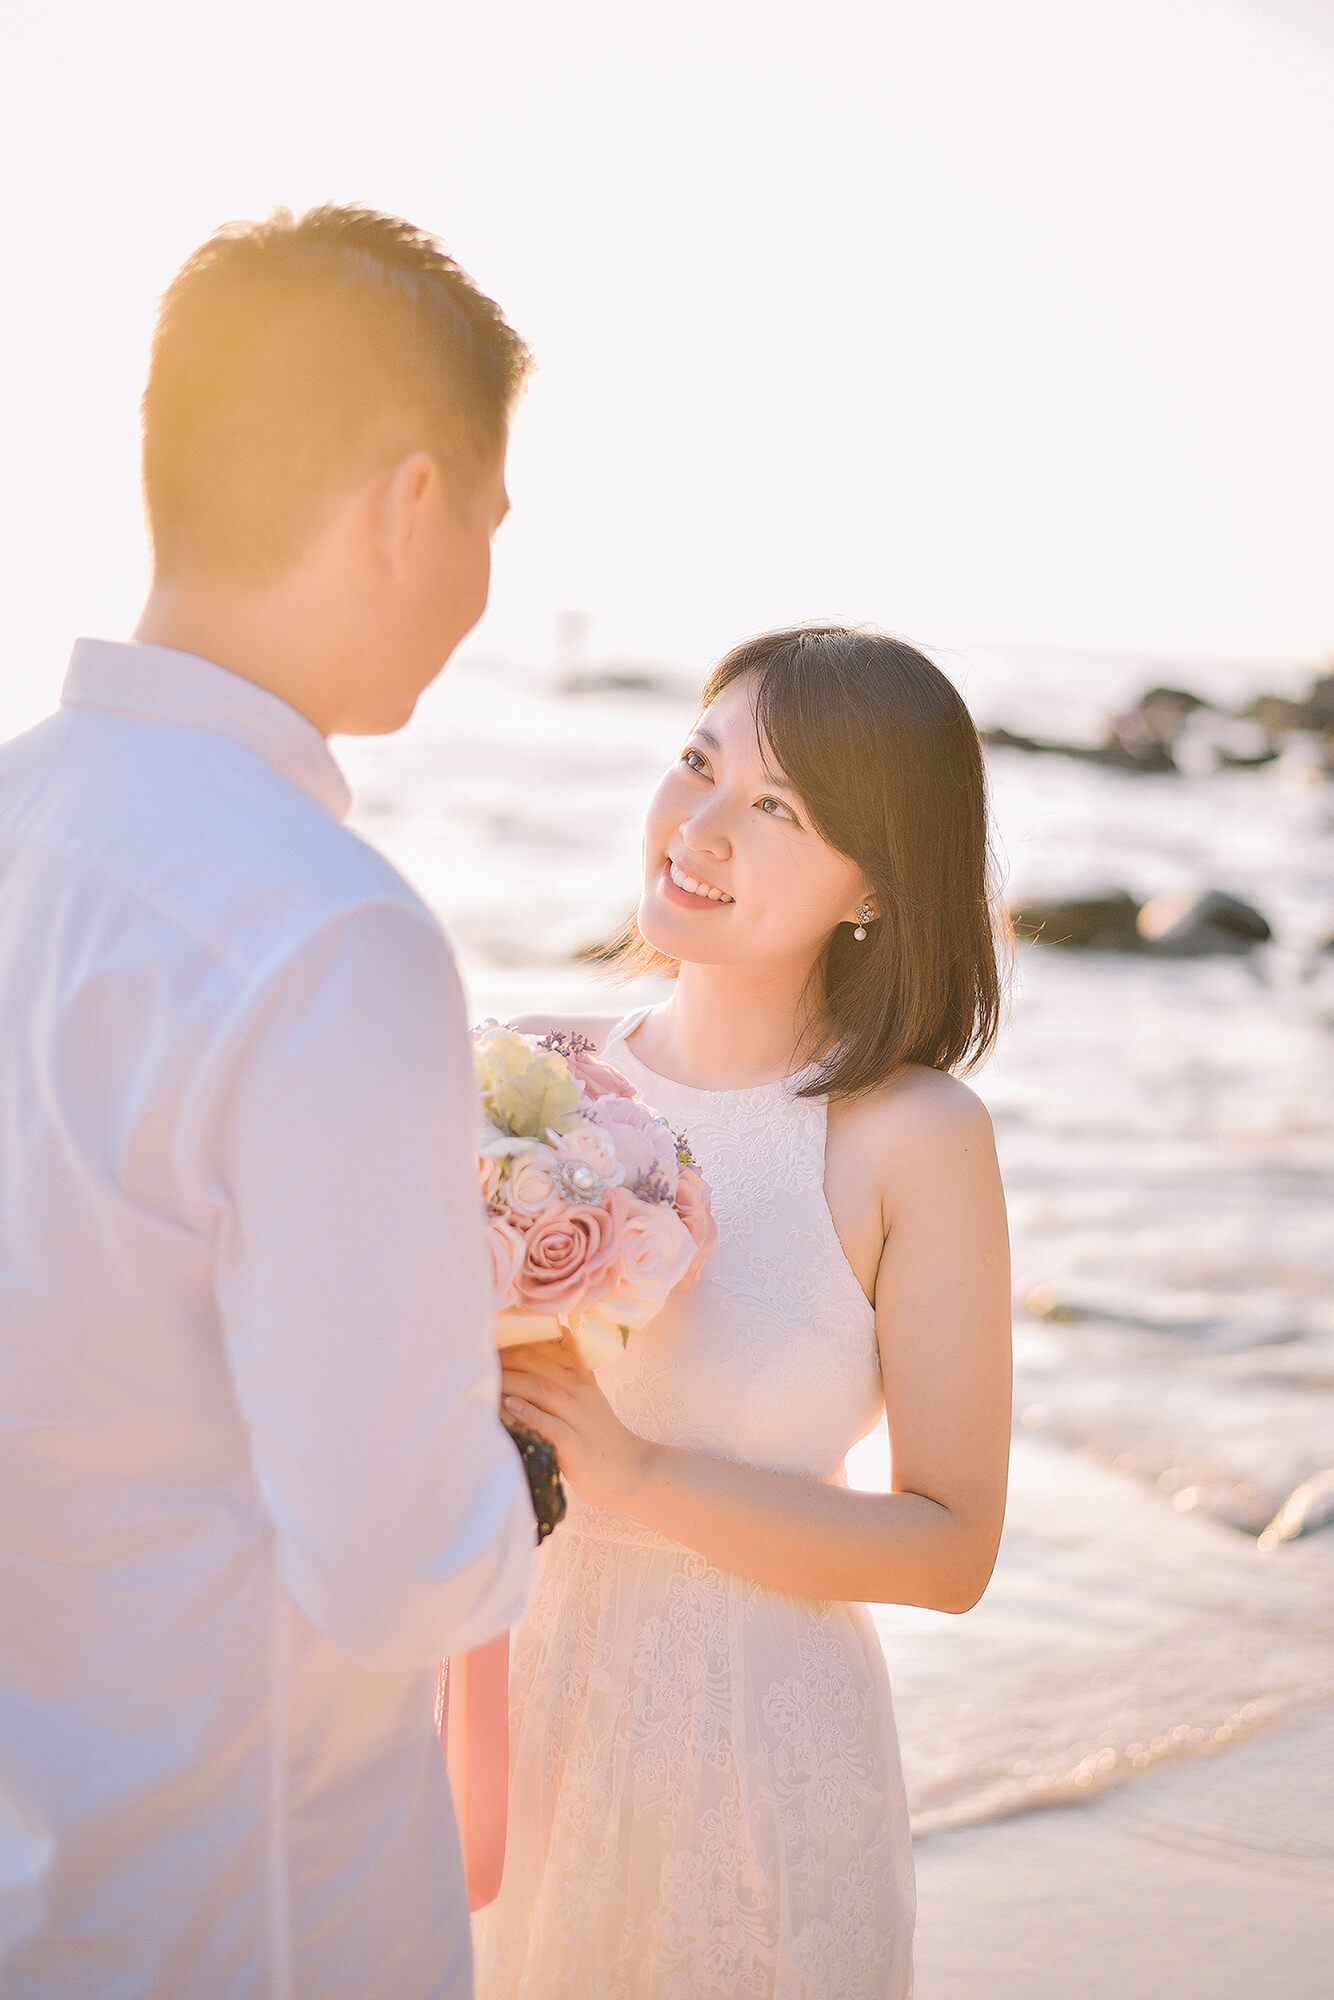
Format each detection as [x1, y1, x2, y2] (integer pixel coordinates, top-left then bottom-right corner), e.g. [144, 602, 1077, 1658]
[501, 1082, 1012, 1611]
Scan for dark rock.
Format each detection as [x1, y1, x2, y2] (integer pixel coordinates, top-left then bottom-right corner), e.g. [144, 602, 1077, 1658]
[983, 668, 1334, 775]
[979, 726, 1057, 755]
[982, 729, 1178, 772]
[1011, 888, 1275, 956]
[1009, 891, 1143, 951]
[1138, 686, 1209, 733]
[1093, 687, 1208, 773]
[1136, 890, 1272, 956]
[983, 688, 1209, 774]
[1243, 672, 1334, 753]
[1084, 737, 1178, 773]
[1309, 673, 1334, 726]
[1246, 692, 1312, 736]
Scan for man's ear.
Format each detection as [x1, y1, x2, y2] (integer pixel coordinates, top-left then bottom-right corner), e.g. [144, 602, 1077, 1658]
[379, 451, 438, 581]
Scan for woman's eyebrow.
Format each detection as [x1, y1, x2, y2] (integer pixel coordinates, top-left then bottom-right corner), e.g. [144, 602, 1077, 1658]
[692, 723, 795, 791]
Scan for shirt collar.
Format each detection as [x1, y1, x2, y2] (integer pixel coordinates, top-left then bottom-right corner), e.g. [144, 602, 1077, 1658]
[60, 638, 353, 823]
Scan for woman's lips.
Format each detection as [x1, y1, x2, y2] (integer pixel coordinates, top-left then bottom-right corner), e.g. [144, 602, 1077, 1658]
[659, 858, 734, 908]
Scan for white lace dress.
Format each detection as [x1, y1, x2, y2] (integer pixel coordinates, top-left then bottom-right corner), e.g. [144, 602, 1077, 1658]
[472, 1013, 915, 1998]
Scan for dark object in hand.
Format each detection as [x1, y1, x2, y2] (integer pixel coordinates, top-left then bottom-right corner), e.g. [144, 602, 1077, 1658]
[505, 1420, 566, 1544]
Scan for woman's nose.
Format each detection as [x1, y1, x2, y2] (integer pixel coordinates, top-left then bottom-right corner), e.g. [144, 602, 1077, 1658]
[680, 796, 731, 859]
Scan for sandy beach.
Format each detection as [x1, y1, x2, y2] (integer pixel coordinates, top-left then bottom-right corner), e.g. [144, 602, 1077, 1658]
[912, 1699, 1333, 1999]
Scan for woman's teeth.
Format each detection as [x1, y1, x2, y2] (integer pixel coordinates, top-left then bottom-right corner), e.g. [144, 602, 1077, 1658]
[669, 862, 733, 903]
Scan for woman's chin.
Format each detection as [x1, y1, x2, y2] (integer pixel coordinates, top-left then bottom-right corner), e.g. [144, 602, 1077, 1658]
[635, 903, 680, 961]
[634, 890, 685, 959]
[639, 908, 735, 968]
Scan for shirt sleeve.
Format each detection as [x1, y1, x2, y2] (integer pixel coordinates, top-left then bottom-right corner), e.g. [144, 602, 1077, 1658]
[209, 899, 535, 1670]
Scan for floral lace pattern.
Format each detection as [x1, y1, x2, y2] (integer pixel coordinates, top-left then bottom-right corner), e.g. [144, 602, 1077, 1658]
[472, 1018, 914, 1998]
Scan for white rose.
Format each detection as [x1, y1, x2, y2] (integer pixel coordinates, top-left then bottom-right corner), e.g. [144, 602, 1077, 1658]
[552, 1119, 625, 1187]
[503, 1142, 560, 1220]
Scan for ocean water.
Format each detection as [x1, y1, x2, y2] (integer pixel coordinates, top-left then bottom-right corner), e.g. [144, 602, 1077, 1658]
[338, 646, 1334, 1837]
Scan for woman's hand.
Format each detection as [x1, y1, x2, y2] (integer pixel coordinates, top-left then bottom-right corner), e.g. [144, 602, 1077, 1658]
[500, 1332, 650, 1513]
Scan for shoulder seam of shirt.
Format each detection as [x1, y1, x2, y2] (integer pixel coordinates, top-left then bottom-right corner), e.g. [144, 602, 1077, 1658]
[57, 679, 351, 817]
[2, 821, 438, 985]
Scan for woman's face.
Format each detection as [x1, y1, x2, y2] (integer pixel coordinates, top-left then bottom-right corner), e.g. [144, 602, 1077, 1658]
[638, 673, 871, 971]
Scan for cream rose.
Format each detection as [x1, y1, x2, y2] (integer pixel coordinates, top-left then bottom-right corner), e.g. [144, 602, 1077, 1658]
[503, 1143, 560, 1220]
[551, 1119, 625, 1187]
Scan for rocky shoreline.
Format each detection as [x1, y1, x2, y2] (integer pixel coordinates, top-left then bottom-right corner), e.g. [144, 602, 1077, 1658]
[993, 665, 1334, 959]
[1007, 887, 1276, 956]
[981, 667, 1334, 776]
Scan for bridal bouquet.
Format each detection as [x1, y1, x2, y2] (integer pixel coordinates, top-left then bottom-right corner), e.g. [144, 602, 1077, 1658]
[474, 1024, 716, 1369]
[447, 1025, 716, 1913]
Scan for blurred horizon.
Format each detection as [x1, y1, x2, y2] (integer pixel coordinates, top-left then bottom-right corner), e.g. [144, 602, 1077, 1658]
[3, 0, 1334, 741]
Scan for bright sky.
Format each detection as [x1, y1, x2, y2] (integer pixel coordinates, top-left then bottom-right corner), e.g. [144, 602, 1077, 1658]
[2, 0, 1332, 737]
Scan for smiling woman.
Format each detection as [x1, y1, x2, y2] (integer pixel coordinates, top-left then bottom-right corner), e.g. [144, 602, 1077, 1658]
[602, 624, 1007, 1095]
[476, 623, 1013, 1999]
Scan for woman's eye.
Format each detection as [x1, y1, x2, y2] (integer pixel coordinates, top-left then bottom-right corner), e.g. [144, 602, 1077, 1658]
[756, 795, 795, 821]
[680, 748, 709, 775]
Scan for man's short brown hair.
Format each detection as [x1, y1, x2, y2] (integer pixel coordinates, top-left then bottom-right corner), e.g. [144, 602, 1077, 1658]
[141, 205, 531, 580]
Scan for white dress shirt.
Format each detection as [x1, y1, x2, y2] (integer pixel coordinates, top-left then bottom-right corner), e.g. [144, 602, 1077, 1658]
[0, 639, 534, 1999]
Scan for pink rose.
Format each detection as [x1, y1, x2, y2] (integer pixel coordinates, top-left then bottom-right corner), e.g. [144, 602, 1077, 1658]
[672, 1162, 718, 1293]
[564, 1045, 637, 1101]
[515, 1200, 624, 1318]
[485, 1215, 528, 1310]
[503, 1144, 560, 1220]
[587, 1094, 679, 1198]
[581, 1185, 695, 1335]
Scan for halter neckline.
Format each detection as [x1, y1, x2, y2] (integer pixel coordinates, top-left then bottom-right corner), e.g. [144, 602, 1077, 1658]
[606, 1007, 822, 1103]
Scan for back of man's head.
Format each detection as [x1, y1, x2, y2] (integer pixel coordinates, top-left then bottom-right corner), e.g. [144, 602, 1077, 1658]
[142, 205, 531, 583]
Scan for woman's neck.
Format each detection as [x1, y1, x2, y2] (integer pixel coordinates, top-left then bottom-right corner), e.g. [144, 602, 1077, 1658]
[632, 958, 821, 1091]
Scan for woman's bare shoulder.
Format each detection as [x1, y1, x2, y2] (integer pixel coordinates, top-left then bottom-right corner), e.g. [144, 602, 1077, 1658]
[506, 1012, 625, 1053]
[828, 1069, 1000, 1250]
[832, 1064, 995, 1153]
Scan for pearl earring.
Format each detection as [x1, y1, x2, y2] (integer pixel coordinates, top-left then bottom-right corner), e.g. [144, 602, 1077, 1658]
[853, 903, 873, 941]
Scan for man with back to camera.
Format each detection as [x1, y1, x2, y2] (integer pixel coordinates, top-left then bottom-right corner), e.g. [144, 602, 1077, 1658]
[0, 207, 536, 1998]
